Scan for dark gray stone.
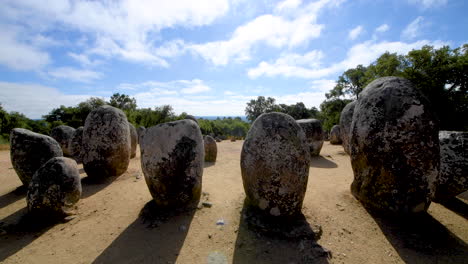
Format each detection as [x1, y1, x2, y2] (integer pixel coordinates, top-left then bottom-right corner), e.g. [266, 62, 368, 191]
[10, 128, 63, 186]
[140, 120, 204, 208]
[433, 131, 468, 202]
[296, 119, 324, 156]
[137, 126, 146, 143]
[204, 136, 217, 162]
[185, 115, 198, 124]
[69, 126, 84, 164]
[50, 125, 75, 156]
[241, 112, 310, 217]
[82, 105, 131, 180]
[339, 101, 356, 154]
[329, 125, 342, 145]
[350, 77, 439, 214]
[129, 123, 137, 159]
[27, 157, 81, 216]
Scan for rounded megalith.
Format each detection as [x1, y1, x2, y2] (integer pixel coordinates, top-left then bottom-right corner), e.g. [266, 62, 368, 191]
[329, 125, 342, 145]
[140, 120, 204, 208]
[296, 119, 324, 156]
[129, 123, 137, 159]
[50, 125, 75, 156]
[82, 105, 131, 180]
[204, 136, 217, 162]
[27, 157, 81, 216]
[185, 115, 198, 124]
[339, 101, 356, 154]
[433, 131, 468, 202]
[350, 77, 439, 214]
[69, 126, 84, 164]
[241, 112, 311, 217]
[10, 128, 63, 186]
[137, 126, 146, 143]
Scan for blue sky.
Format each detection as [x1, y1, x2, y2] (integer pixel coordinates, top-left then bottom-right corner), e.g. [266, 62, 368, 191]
[0, 0, 466, 119]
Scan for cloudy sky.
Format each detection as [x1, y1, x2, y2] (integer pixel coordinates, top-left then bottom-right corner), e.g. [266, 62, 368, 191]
[0, 0, 466, 119]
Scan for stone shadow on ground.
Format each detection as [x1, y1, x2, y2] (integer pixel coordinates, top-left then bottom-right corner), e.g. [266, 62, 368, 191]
[439, 197, 468, 220]
[232, 199, 331, 264]
[92, 200, 196, 264]
[0, 207, 63, 261]
[80, 176, 117, 199]
[366, 208, 468, 264]
[310, 156, 337, 169]
[204, 161, 216, 168]
[0, 185, 26, 209]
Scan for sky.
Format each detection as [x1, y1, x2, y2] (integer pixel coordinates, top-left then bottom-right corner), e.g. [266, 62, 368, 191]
[0, 0, 466, 119]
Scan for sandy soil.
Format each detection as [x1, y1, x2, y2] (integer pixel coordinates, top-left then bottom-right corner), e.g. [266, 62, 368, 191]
[0, 141, 467, 264]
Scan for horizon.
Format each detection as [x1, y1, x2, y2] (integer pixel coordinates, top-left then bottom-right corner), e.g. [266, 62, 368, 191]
[0, 0, 466, 119]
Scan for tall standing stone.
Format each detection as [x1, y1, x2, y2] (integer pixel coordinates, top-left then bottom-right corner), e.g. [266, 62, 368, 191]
[137, 126, 146, 143]
[350, 77, 439, 214]
[27, 157, 82, 216]
[339, 101, 356, 154]
[10, 128, 63, 186]
[433, 131, 468, 202]
[69, 126, 84, 164]
[329, 125, 342, 145]
[129, 123, 137, 159]
[241, 113, 310, 217]
[204, 135, 218, 162]
[82, 105, 131, 180]
[296, 119, 324, 156]
[50, 125, 75, 157]
[140, 120, 204, 208]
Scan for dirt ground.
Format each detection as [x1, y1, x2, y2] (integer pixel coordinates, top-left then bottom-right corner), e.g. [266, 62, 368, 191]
[0, 141, 467, 264]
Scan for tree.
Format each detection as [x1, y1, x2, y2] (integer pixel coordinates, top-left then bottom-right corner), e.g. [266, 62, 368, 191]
[326, 65, 368, 99]
[319, 98, 352, 131]
[109, 93, 137, 111]
[245, 96, 278, 122]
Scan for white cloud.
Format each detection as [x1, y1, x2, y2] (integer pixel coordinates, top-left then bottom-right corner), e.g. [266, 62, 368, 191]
[0, 26, 51, 71]
[348, 25, 364, 40]
[0, 0, 231, 66]
[375, 24, 389, 33]
[190, 0, 344, 65]
[68, 52, 103, 67]
[248, 39, 447, 79]
[309, 79, 336, 92]
[0, 82, 92, 119]
[275, 0, 303, 12]
[47, 67, 103, 83]
[408, 0, 448, 9]
[402, 16, 424, 40]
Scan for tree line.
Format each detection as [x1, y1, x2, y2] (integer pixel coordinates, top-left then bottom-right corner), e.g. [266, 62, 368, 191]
[245, 44, 468, 131]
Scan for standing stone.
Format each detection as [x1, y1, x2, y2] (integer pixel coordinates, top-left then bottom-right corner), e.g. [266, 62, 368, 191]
[129, 123, 137, 159]
[433, 131, 468, 202]
[185, 115, 198, 124]
[69, 126, 84, 164]
[350, 77, 439, 214]
[241, 112, 310, 217]
[50, 125, 75, 156]
[204, 136, 217, 162]
[296, 119, 324, 156]
[10, 128, 63, 186]
[339, 101, 356, 154]
[329, 125, 342, 145]
[137, 126, 146, 143]
[27, 157, 82, 216]
[140, 120, 204, 208]
[82, 105, 131, 180]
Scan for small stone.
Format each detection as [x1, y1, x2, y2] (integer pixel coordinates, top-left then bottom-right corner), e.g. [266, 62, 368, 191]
[202, 202, 213, 208]
[216, 219, 225, 225]
[329, 125, 342, 145]
[204, 136, 218, 162]
[208, 234, 212, 239]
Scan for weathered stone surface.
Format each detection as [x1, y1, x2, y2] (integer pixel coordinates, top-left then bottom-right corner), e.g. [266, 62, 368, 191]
[27, 157, 81, 216]
[241, 112, 310, 217]
[204, 136, 217, 162]
[69, 126, 84, 164]
[339, 101, 356, 154]
[10, 128, 63, 186]
[82, 105, 131, 180]
[140, 120, 204, 208]
[129, 123, 137, 159]
[185, 115, 198, 124]
[329, 125, 342, 145]
[137, 126, 146, 143]
[433, 131, 468, 202]
[50, 125, 75, 156]
[215, 137, 222, 142]
[296, 119, 324, 156]
[350, 77, 439, 214]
